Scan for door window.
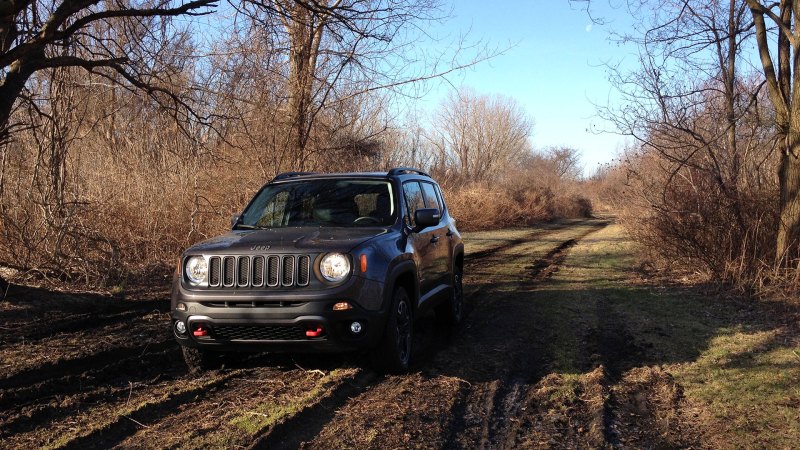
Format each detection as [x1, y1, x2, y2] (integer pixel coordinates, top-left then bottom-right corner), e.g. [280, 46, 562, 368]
[421, 182, 442, 215]
[403, 181, 425, 227]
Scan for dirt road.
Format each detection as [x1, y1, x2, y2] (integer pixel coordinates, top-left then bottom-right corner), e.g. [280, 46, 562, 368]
[1, 218, 795, 449]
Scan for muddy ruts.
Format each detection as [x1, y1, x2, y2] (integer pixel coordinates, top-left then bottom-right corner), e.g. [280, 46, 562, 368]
[0, 298, 168, 345]
[57, 374, 237, 450]
[246, 370, 377, 450]
[0, 346, 180, 437]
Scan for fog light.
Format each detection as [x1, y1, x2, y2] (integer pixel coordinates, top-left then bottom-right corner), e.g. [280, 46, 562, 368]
[176, 303, 187, 311]
[350, 321, 363, 334]
[175, 321, 187, 335]
[333, 302, 352, 311]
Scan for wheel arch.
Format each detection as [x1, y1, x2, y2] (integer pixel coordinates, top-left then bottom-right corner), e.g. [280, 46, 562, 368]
[384, 260, 418, 312]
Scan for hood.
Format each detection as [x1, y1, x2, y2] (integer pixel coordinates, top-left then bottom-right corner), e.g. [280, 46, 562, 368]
[185, 227, 391, 255]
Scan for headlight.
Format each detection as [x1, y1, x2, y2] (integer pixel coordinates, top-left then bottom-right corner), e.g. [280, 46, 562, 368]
[320, 253, 350, 282]
[185, 256, 208, 285]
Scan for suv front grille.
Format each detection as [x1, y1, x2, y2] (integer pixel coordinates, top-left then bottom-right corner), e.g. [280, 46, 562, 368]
[208, 255, 311, 289]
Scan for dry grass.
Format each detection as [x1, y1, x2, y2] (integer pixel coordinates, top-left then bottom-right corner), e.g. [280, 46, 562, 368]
[445, 184, 591, 232]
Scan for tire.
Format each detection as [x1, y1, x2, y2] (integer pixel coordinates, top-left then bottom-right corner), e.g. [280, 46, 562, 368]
[436, 264, 463, 326]
[181, 346, 223, 373]
[371, 286, 413, 374]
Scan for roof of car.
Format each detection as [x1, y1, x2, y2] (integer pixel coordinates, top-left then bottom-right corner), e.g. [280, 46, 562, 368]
[271, 168, 432, 183]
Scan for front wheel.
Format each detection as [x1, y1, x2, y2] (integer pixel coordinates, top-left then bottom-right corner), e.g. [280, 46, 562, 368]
[436, 265, 463, 326]
[371, 286, 413, 374]
[181, 346, 223, 374]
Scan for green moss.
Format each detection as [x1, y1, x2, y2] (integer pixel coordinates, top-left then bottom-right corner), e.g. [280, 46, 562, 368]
[229, 381, 326, 435]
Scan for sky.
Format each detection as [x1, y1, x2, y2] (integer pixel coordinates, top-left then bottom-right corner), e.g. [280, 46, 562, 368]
[417, 0, 640, 175]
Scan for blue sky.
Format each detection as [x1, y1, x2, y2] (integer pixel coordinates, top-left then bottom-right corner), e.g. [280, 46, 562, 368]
[418, 0, 639, 175]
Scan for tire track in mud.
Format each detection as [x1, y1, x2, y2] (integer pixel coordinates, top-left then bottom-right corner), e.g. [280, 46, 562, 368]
[471, 224, 606, 449]
[246, 370, 378, 450]
[461, 224, 576, 303]
[529, 238, 577, 281]
[0, 339, 175, 392]
[0, 347, 182, 437]
[588, 296, 645, 380]
[302, 220, 610, 449]
[590, 295, 643, 447]
[57, 372, 241, 450]
[104, 361, 371, 450]
[1, 317, 379, 447]
[581, 294, 701, 449]
[234, 223, 601, 450]
[0, 310, 174, 428]
[465, 222, 573, 261]
[0, 299, 168, 345]
[0, 318, 183, 444]
[11, 363, 319, 450]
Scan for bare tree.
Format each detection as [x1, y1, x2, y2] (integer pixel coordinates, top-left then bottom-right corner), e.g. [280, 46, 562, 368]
[745, 0, 800, 260]
[544, 146, 582, 180]
[605, 0, 756, 201]
[0, 0, 217, 144]
[0, 0, 220, 288]
[598, 0, 785, 280]
[429, 88, 533, 184]
[233, 0, 496, 170]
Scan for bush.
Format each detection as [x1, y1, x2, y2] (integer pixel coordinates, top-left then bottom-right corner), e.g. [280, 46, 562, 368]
[603, 148, 800, 298]
[444, 183, 592, 232]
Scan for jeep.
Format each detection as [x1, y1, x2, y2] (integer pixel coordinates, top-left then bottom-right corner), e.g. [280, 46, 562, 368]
[171, 168, 464, 373]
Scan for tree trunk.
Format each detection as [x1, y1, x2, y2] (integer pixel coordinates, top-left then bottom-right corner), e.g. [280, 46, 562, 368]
[284, 1, 325, 171]
[0, 56, 39, 143]
[777, 128, 800, 260]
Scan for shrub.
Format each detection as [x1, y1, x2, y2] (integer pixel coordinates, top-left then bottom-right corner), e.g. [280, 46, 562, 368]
[444, 183, 592, 232]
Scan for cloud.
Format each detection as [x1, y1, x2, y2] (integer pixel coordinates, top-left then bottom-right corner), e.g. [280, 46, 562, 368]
[585, 23, 593, 32]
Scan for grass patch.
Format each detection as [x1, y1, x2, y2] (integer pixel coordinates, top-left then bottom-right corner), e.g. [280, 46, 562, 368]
[229, 382, 326, 434]
[675, 328, 800, 447]
[536, 223, 800, 447]
[227, 368, 353, 438]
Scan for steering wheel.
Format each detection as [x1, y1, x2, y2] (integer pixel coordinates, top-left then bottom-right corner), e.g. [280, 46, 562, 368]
[354, 216, 381, 224]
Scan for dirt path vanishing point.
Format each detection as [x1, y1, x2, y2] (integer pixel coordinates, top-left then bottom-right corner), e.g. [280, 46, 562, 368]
[0, 218, 711, 449]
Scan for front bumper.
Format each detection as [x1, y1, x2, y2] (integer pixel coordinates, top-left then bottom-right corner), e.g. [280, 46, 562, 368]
[171, 276, 388, 352]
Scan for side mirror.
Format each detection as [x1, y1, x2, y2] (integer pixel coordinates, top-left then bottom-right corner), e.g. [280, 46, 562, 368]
[231, 214, 241, 228]
[413, 208, 440, 231]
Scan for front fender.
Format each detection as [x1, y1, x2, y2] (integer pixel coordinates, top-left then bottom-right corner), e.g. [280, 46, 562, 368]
[380, 259, 417, 312]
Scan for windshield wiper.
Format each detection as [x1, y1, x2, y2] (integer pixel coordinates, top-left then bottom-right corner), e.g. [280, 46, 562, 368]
[233, 224, 267, 230]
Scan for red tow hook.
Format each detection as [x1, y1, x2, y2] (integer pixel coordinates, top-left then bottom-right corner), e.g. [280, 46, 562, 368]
[193, 326, 209, 337]
[305, 327, 324, 338]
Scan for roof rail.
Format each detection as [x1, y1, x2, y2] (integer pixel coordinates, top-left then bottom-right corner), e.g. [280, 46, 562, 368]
[272, 171, 316, 181]
[387, 167, 430, 177]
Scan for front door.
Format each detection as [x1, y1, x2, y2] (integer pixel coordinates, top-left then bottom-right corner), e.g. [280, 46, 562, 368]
[403, 181, 449, 305]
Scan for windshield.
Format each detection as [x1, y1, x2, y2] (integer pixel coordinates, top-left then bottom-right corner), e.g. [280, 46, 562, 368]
[238, 179, 396, 228]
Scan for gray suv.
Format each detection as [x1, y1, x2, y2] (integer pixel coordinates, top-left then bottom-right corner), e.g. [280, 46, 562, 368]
[171, 168, 464, 373]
